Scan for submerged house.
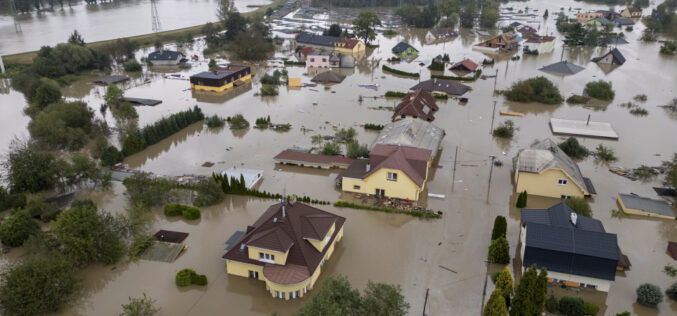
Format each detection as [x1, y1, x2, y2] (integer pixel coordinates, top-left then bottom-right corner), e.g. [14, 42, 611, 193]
[223, 201, 345, 300]
[586, 17, 614, 28]
[520, 202, 622, 292]
[306, 51, 332, 68]
[334, 38, 365, 54]
[147, 50, 183, 65]
[425, 27, 458, 43]
[613, 16, 635, 27]
[513, 139, 596, 199]
[621, 7, 642, 18]
[294, 32, 337, 50]
[473, 32, 519, 53]
[189, 65, 252, 92]
[392, 42, 419, 57]
[410, 78, 471, 96]
[392, 90, 438, 122]
[617, 193, 676, 220]
[523, 36, 556, 54]
[576, 12, 604, 23]
[448, 59, 479, 72]
[591, 48, 626, 66]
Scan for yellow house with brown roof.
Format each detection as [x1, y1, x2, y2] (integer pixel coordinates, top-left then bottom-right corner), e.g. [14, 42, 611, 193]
[334, 38, 366, 54]
[222, 201, 345, 300]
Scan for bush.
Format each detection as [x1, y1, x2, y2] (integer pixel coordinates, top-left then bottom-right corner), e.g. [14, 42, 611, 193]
[321, 142, 341, 155]
[182, 206, 201, 220]
[492, 120, 515, 138]
[123, 59, 143, 72]
[32, 78, 62, 110]
[487, 236, 510, 264]
[260, 70, 283, 85]
[191, 273, 208, 286]
[545, 294, 559, 313]
[629, 107, 649, 116]
[558, 296, 584, 316]
[347, 141, 369, 159]
[565, 197, 592, 217]
[491, 216, 507, 240]
[100, 146, 124, 166]
[25, 200, 60, 222]
[255, 116, 271, 129]
[583, 80, 615, 101]
[206, 115, 226, 128]
[636, 283, 663, 307]
[175, 269, 195, 286]
[120, 293, 160, 316]
[28, 101, 95, 150]
[333, 200, 441, 219]
[666, 282, 677, 301]
[382, 65, 419, 78]
[228, 114, 250, 130]
[260, 85, 279, 96]
[385, 91, 407, 98]
[0, 189, 27, 212]
[503, 77, 563, 104]
[660, 40, 677, 55]
[516, 191, 528, 208]
[593, 144, 617, 162]
[193, 179, 226, 207]
[364, 123, 384, 130]
[122, 106, 204, 156]
[582, 301, 600, 316]
[428, 60, 445, 71]
[0, 210, 40, 247]
[164, 203, 183, 217]
[117, 102, 138, 120]
[430, 69, 482, 82]
[558, 137, 589, 159]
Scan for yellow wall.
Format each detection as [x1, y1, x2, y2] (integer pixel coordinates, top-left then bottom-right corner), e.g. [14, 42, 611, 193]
[191, 74, 251, 92]
[334, 41, 365, 54]
[342, 167, 424, 200]
[306, 223, 336, 252]
[225, 260, 264, 281]
[515, 168, 587, 198]
[616, 197, 676, 220]
[247, 245, 289, 265]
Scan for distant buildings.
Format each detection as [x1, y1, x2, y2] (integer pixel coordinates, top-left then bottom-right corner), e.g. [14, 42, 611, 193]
[520, 202, 621, 292]
[621, 7, 642, 18]
[189, 65, 251, 92]
[425, 28, 458, 43]
[472, 32, 519, 53]
[513, 139, 596, 199]
[223, 201, 345, 300]
[576, 12, 603, 23]
[410, 78, 471, 96]
[147, 50, 182, 65]
[392, 90, 438, 122]
[294, 32, 365, 55]
[392, 42, 419, 57]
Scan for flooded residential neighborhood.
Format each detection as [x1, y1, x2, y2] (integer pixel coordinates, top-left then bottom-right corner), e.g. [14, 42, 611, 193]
[0, 0, 676, 315]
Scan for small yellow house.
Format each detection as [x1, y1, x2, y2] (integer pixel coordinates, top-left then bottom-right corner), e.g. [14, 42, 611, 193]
[513, 139, 596, 199]
[340, 144, 432, 201]
[189, 65, 251, 92]
[617, 193, 676, 220]
[334, 38, 366, 54]
[222, 201, 345, 300]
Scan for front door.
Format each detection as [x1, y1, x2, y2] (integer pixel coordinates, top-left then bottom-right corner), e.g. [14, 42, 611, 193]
[375, 189, 385, 197]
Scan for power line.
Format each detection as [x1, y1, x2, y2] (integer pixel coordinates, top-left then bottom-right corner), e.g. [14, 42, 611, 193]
[151, 0, 162, 33]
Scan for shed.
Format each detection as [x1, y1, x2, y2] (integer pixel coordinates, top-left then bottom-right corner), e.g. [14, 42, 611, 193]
[93, 75, 130, 85]
[617, 193, 676, 220]
[392, 42, 418, 55]
[288, 77, 302, 87]
[148, 50, 182, 65]
[311, 71, 346, 83]
[154, 230, 189, 243]
[448, 59, 479, 72]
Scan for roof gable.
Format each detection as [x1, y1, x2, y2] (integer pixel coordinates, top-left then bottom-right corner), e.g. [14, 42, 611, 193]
[393, 90, 438, 121]
[515, 139, 590, 193]
[521, 202, 605, 232]
[365, 144, 431, 187]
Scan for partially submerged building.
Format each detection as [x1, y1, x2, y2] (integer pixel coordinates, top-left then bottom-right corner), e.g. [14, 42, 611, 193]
[448, 59, 479, 72]
[223, 201, 346, 300]
[189, 65, 252, 92]
[617, 193, 676, 220]
[513, 139, 596, 199]
[621, 7, 642, 18]
[410, 78, 471, 96]
[310, 70, 346, 83]
[295, 32, 337, 50]
[306, 51, 332, 68]
[591, 48, 626, 66]
[148, 50, 183, 65]
[334, 38, 365, 54]
[472, 32, 519, 53]
[274, 149, 353, 169]
[523, 36, 556, 54]
[520, 202, 621, 292]
[425, 27, 458, 43]
[392, 90, 438, 122]
[576, 12, 604, 23]
[539, 61, 585, 75]
[371, 118, 444, 156]
[392, 42, 419, 57]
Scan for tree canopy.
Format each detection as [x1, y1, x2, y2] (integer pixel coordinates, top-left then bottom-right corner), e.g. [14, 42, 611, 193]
[353, 11, 381, 45]
[503, 77, 563, 104]
[0, 210, 40, 247]
[510, 265, 548, 316]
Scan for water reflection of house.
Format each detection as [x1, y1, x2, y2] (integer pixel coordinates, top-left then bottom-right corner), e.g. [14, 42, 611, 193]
[513, 139, 596, 199]
[425, 27, 458, 43]
[519, 202, 622, 292]
[392, 90, 438, 122]
[472, 32, 519, 53]
[189, 65, 251, 92]
[223, 201, 345, 300]
[339, 118, 444, 201]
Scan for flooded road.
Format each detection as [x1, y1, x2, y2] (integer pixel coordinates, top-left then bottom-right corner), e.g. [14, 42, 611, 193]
[0, 0, 272, 55]
[1, 0, 677, 314]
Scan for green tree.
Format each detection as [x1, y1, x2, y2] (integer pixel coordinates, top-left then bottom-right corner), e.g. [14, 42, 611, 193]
[2, 140, 60, 193]
[31, 78, 62, 111]
[515, 191, 528, 208]
[565, 197, 592, 217]
[484, 289, 508, 316]
[104, 84, 124, 108]
[503, 77, 563, 104]
[558, 296, 584, 316]
[636, 283, 663, 308]
[208, 58, 217, 70]
[122, 131, 146, 156]
[583, 80, 615, 101]
[352, 11, 381, 45]
[666, 282, 677, 301]
[296, 275, 362, 316]
[480, 0, 500, 28]
[0, 210, 40, 247]
[491, 216, 507, 240]
[511, 265, 548, 316]
[360, 281, 410, 316]
[53, 202, 126, 265]
[321, 142, 341, 155]
[545, 294, 559, 313]
[230, 30, 275, 61]
[0, 259, 78, 316]
[68, 30, 86, 46]
[117, 102, 139, 120]
[459, 2, 476, 28]
[120, 293, 160, 316]
[324, 24, 343, 37]
[101, 146, 124, 166]
[28, 101, 94, 150]
[347, 141, 369, 158]
[488, 236, 510, 264]
[558, 137, 589, 160]
[494, 267, 513, 301]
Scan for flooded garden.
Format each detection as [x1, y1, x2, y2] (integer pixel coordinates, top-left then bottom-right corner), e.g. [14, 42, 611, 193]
[1, 0, 677, 315]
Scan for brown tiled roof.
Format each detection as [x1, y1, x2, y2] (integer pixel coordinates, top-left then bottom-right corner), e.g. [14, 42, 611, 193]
[274, 150, 353, 166]
[627, 7, 641, 13]
[429, 27, 458, 39]
[223, 202, 346, 284]
[669, 242, 677, 260]
[335, 38, 360, 49]
[340, 159, 369, 179]
[517, 25, 538, 34]
[299, 47, 315, 56]
[449, 59, 479, 72]
[365, 144, 431, 187]
[393, 90, 438, 122]
[526, 35, 556, 43]
[248, 227, 294, 253]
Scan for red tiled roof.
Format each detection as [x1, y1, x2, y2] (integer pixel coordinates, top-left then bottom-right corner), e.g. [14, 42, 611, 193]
[223, 202, 346, 284]
[299, 47, 315, 57]
[274, 150, 353, 166]
[393, 90, 438, 122]
[517, 25, 538, 34]
[366, 144, 431, 187]
[526, 35, 556, 43]
[627, 7, 641, 13]
[335, 38, 361, 49]
[449, 59, 479, 71]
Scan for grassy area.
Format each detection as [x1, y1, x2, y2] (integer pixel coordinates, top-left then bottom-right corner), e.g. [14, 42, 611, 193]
[2, 0, 285, 65]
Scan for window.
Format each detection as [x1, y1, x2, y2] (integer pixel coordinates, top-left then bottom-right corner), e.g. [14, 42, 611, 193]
[560, 195, 571, 199]
[248, 270, 259, 279]
[310, 58, 314, 62]
[290, 291, 296, 299]
[295, 290, 300, 298]
[353, 185, 361, 190]
[259, 252, 275, 263]
[276, 291, 284, 299]
[303, 287, 308, 294]
[557, 179, 568, 185]
[322, 58, 327, 62]
[387, 172, 398, 181]
[375, 189, 385, 197]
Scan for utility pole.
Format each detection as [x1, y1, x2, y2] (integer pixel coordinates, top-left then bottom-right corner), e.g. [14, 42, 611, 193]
[0, 55, 5, 74]
[451, 146, 459, 192]
[493, 68, 498, 94]
[486, 156, 496, 204]
[10, 0, 22, 33]
[489, 100, 497, 134]
[422, 288, 429, 316]
[151, 0, 162, 33]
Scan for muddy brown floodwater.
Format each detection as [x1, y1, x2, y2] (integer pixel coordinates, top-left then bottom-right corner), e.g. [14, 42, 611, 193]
[1, 0, 677, 315]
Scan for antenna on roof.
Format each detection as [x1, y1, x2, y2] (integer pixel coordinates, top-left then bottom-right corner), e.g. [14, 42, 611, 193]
[570, 212, 578, 227]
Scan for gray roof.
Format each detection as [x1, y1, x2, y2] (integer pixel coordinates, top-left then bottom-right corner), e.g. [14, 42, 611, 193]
[619, 193, 675, 217]
[613, 17, 635, 25]
[148, 50, 182, 61]
[608, 36, 629, 45]
[392, 42, 417, 54]
[539, 61, 586, 75]
[592, 17, 614, 25]
[521, 202, 605, 232]
[410, 78, 471, 96]
[514, 139, 593, 195]
[371, 118, 445, 157]
[591, 48, 626, 65]
[310, 71, 346, 83]
[295, 32, 337, 47]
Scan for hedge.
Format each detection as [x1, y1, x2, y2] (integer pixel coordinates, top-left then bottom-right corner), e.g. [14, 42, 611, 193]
[333, 200, 441, 219]
[176, 269, 208, 286]
[164, 203, 201, 220]
[431, 69, 482, 82]
[385, 91, 407, 98]
[364, 123, 384, 130]
[283, 61, 306, 66]
[382, 65, 420, 78]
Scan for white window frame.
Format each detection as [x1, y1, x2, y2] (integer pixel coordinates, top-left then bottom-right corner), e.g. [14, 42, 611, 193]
[387, 172, 398, 181]
[560, 195, 571, 199]
[353, 185, 361, 190]
[259, 252, 275, 263]
[557, 179, 568, 185]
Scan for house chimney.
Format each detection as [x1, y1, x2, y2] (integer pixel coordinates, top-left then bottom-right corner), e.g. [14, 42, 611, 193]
[366, 163, 371, 172]
[570, 212, 578, 226]
[239, 244, 245, 252]
[273, 217, 278, 223]
[282, 204, 286, 218]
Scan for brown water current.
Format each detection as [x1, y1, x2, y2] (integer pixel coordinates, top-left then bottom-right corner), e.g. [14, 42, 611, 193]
[1, 0, 677, 315]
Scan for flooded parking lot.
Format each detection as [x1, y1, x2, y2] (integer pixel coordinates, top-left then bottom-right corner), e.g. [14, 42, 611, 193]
[1, 0, 677, 314]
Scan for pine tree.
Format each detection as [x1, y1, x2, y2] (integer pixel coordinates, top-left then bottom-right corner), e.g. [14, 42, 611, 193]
[484, 289, 508, 316]
[488, 237, 510, 264]
[491, 216, 507, 240]
[510, 265, 548, 316]
[495, 267, 514, 303]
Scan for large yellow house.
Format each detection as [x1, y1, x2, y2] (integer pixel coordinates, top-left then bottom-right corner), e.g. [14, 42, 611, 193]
[189, 65, 251, 92]
[513, 139, 596, 199]
[222, 201, 345, 300]
[334, 38, 366, 54]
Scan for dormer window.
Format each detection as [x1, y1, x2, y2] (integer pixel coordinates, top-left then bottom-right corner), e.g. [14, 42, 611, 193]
[259, 252, 275, 263]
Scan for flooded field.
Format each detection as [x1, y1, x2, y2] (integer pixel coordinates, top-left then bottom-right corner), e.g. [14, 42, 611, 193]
[1, 0, 677, 314]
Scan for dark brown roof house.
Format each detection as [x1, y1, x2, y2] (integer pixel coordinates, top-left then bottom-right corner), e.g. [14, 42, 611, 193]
[392, 90, 439, 122]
